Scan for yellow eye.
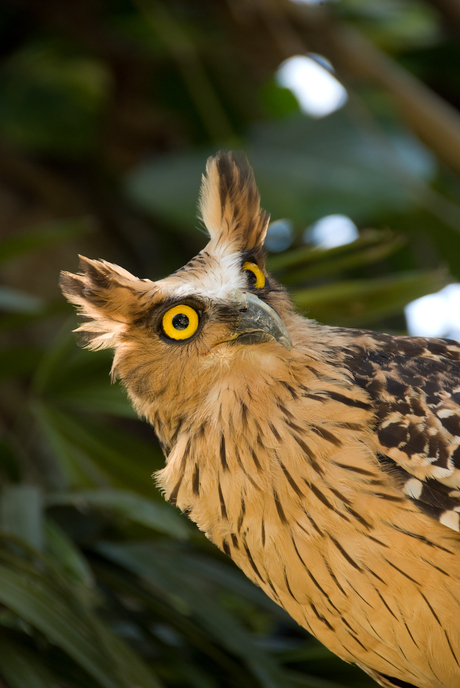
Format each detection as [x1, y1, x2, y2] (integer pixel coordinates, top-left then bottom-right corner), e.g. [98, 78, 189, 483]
[162, 304, 200, 341]
[242, 262, 266, 289]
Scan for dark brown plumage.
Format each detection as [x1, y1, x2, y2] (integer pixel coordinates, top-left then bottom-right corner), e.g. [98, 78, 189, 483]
[61, 152, 460, 688]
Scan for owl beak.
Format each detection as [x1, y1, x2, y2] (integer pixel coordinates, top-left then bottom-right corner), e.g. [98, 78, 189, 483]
[231, 293, 292, 350]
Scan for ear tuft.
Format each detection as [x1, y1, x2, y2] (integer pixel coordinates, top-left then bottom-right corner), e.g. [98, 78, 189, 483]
[60, 257, 152, 350]
[79, 255, 114, 291]
[199, 151, 270, 252]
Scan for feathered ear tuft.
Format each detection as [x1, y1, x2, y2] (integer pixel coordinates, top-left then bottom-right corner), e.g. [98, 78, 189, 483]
[199, 151, 270, 252]
[60, 256, 152, 350]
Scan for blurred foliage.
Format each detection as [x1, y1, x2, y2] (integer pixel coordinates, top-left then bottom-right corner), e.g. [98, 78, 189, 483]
[1, 0, 460, 686]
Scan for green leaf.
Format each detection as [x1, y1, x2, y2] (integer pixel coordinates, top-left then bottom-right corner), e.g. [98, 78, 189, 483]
[0, 42, 110, 156]
[48, 489, 190, 540]
[267, 230, 404, 284]
[292, 269, 448, 326]
[0, 548, 162, 688]
[0, 286, 44, 314]
[125, 110, 435, 231]
[0, 634, 59, 688]
[267, 230, 390, 272]
[284, 671, 364, 688]
[32, 401, 103, 489]
[52, 383, 137, 417]
[47, 370, 138, 419]
[0, 302, 65, 333]
[94, 561, 256, 684]
[260, 78, 301, 119]
[275, 643, 338, 665]
[0, 345, 42, 381]
[0, 216, 93, 265]
[33, 402, 161, 495]
[45, 519, 94, 585]
[0, 437, 22, 481]
[0, 485, 43, 550]
[99, 541, 288, 688]
[32, 323, 86, 395]
[32, 327, 135, 416]
[166, 548, 285, 618]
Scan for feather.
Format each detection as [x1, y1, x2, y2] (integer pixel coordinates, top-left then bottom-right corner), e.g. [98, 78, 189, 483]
[343, 329, 460, 530]
[61, 152, 460, 688]
[199, 151, 270, 252]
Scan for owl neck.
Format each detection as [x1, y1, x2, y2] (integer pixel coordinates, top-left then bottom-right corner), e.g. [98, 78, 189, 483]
[149, 343, 300, 455]
[148, 328, 447, 676]
[153, 338, 376, 533]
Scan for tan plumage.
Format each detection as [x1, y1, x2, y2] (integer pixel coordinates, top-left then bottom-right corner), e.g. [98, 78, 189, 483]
[60, 151, 460, 688]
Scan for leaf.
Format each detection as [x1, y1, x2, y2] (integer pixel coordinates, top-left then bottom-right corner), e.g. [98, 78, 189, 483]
[125, 150, 209, 231]
[275, 643, 339, 665]
[380, 207, 460, 284]
[124, 110, 435, 232]
[33, 402, 162, 496]
[0, 302, 65, 333]
[0, 547, 163, 688]
[267, 229, 390, 272]
[164, 547, 285, 618]
[94, 561, 254, 683]
[0, 286, 44, 313]
[48, 489, 190, 540]
[98, 541, 289, 688]
[32, 327, 135, 416]
[32, 401, 103, 489]
[284, 671, 363, 688]
[0, 485, 43, 550]
[0, 345, 42, 381]
[0, 437, 21, 481]
[0, 633, 60, 688]
[45, 519, 94, 586]
[52, 383, 137, 417]
[0, 216, 93, 265]
[267, 230, 405, 284]
[32, 323, 87, 395]
[0, 42, 110, 156]
[292, 269, 448, 326]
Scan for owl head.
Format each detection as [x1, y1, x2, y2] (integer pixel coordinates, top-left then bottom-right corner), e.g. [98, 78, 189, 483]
[60, 152, 294, 437]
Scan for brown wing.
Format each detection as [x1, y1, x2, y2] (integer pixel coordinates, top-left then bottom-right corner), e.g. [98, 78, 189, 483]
[343, 329, 460, 532]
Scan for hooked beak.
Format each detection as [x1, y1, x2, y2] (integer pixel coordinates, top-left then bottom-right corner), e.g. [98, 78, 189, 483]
[231, 293, 292, 350]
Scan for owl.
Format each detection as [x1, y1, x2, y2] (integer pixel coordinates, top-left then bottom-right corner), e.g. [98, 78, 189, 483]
[61, 152, 460, 688]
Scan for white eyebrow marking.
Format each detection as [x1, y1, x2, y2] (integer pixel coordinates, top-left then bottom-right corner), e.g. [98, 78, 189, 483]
[170, 251, 247, 301]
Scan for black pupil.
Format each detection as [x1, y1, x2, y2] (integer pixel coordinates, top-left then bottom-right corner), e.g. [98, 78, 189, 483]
[172, 313, 190, 330]
[246, 269, 257, 286]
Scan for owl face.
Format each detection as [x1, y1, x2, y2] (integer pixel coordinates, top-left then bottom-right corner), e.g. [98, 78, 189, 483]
[60, 152, 294, 435]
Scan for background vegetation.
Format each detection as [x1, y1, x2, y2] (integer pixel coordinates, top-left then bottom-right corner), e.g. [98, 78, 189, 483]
[1, 0, 460, 686]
